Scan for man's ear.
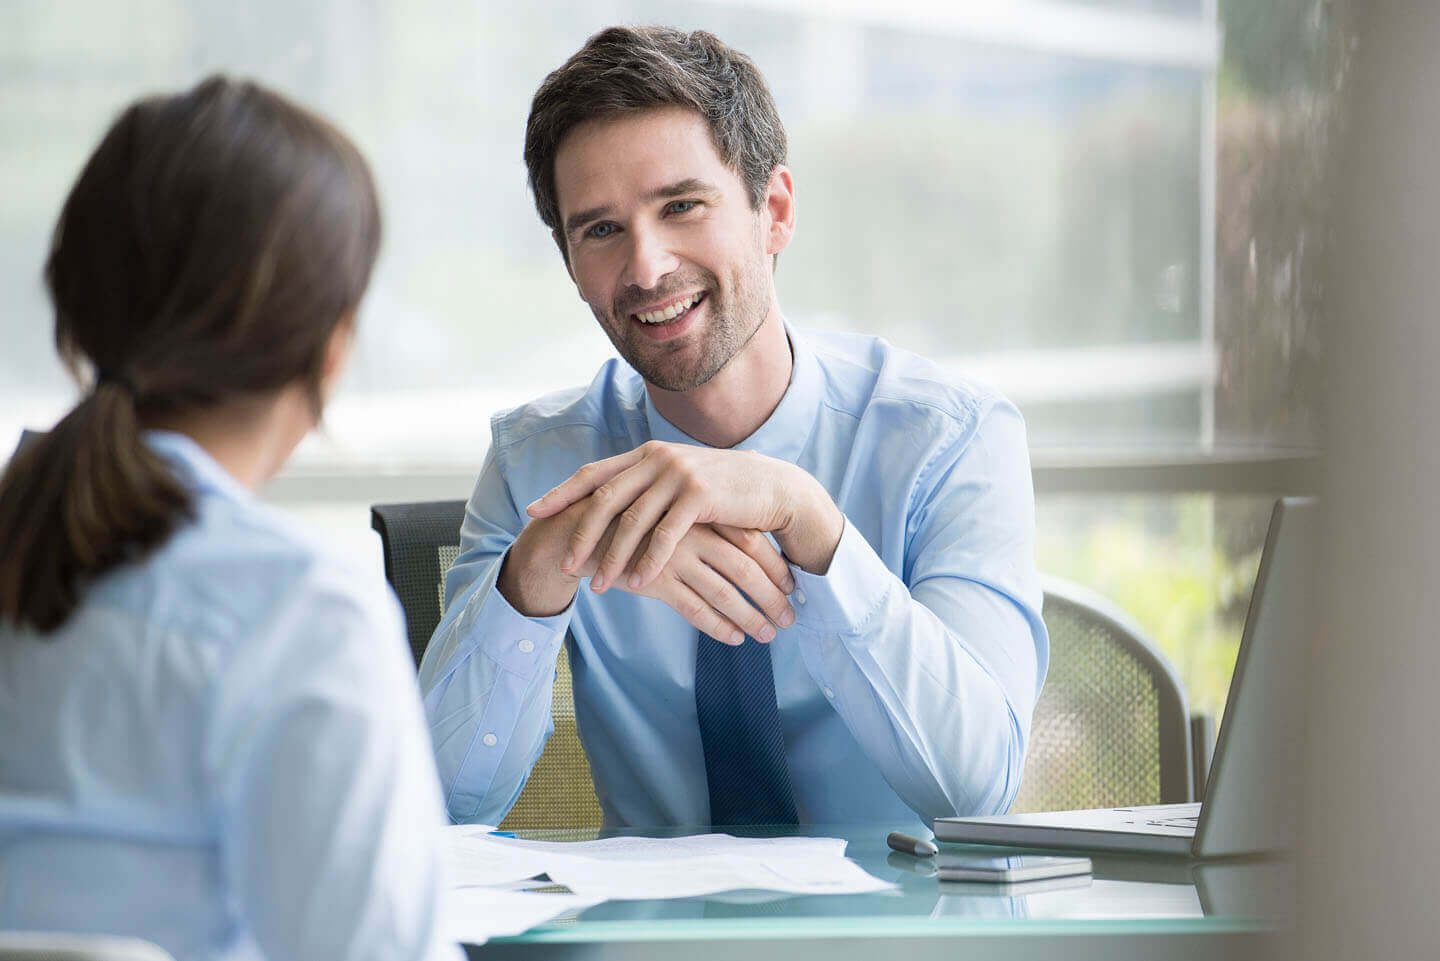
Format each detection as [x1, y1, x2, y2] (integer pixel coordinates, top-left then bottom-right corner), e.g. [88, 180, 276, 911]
[552, 229, 579, 287]
[763, 165, 796, 257]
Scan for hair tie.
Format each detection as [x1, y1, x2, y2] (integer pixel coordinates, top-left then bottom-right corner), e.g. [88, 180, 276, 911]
[95, 368, 138, 398]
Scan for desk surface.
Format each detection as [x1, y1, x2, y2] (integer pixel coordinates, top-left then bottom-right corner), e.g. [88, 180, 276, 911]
[469, 824, 1288, 960]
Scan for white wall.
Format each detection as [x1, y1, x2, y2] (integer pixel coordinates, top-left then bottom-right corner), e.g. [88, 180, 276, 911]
[1291, 2, 1440, 958]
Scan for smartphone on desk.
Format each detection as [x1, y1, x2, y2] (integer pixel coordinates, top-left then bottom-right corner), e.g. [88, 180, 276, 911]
[938, 873, 1094, 898]
[936, 853, 1092, 883]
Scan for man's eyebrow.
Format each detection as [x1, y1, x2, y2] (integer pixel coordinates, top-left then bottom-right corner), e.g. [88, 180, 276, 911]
[564, 204, 613, 237]
[563, 179, 721, 236]
[646, 178, 720, 202]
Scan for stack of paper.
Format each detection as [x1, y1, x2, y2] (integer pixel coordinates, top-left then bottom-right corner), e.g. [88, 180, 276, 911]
[444, 887, 599, 945]
[439, 827, 896, 944]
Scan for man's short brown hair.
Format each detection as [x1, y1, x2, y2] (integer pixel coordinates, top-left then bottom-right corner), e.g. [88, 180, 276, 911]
[524, 26, 787, 234]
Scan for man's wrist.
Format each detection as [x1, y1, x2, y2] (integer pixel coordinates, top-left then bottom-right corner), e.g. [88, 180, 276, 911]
[774, 471, 844, 575]
[498, 526, 581, 617]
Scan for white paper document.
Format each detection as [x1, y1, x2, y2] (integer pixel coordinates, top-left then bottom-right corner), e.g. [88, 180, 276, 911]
[490, 831, 848, 862]
[442, 828, 896, 901]
[545, 849, 894, 899]
[443, 828, 555, 888]
[444, 887, 599, 946]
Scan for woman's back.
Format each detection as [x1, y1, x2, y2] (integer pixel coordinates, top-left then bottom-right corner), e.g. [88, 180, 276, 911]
[1, 431, 456, 960]
[0, 77, 461, 961]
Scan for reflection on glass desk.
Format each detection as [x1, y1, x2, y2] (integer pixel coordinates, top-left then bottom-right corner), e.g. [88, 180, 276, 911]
[467, 824, 1289, 960]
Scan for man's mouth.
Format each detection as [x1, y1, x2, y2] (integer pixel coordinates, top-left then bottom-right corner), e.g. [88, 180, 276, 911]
[631, 291, 706, 325]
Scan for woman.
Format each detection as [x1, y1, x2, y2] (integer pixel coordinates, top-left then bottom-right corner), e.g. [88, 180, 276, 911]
[0, 77, 461, 961]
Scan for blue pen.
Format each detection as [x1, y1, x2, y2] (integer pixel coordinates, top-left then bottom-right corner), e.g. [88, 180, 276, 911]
[489, 830, 517, 838]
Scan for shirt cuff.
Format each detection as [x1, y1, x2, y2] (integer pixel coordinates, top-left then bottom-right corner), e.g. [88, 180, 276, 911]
[786, 515, 895, 636]
[468, 547, 572, 677]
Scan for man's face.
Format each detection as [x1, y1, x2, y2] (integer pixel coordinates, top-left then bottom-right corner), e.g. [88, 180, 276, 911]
[552, 106, 779, 393]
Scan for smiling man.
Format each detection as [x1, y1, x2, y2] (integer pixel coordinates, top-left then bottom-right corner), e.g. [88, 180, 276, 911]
[418, 26, 1049, 832]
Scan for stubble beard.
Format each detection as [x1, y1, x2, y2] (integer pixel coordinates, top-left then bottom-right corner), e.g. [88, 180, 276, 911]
[599, 250, 772, 394]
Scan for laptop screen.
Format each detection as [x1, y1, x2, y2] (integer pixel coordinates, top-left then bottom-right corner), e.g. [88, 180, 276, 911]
[1194, 497, 1318, 857]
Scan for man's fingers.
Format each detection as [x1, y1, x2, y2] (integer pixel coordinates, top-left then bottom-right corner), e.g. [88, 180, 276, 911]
[561, 467, 657, 581]
[713, 524, 795, 594]
[679, 559, 777, 644]
[527, 448, 645, 518]
[701, 532, 794, 631]
[656, 576, 745, 646]
[592, 481, 678, 593]
[583, 517, 621, 580]
[629, 496, 704, 589]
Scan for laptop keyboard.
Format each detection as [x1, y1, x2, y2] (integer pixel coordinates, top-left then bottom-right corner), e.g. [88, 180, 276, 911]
[1112, 802, 1202, 829]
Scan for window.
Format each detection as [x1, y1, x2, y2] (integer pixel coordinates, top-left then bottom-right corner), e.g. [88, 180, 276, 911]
[1, 0, 1337, 717]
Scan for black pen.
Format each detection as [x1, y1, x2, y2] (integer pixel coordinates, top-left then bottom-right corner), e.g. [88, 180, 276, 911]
[886, 831, 939, 857]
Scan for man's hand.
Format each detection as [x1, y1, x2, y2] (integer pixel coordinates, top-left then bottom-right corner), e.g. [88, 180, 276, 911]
[499, 495, 796, 643]
[498, 500, 591, 618]
[630, 524, 795, 645]
[524, 441, 845, 592]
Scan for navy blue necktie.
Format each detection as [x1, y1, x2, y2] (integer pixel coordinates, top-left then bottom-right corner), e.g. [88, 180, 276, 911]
[694, 632, 799, 826]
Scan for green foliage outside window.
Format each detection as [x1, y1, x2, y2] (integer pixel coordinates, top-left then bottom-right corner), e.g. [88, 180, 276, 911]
[1037, 496, 1266, 720]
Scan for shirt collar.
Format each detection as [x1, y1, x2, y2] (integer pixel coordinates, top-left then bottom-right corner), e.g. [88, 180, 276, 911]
[641, 319, 821, 463]
[142, 429, 256, 506]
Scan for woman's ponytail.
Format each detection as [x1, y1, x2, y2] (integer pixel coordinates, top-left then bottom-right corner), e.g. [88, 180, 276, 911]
[0, 380, 190, 632]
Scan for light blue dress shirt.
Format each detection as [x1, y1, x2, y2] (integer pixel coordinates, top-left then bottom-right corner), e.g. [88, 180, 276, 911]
[0, 431, 461, 961]
[420, 326, 1049, 832]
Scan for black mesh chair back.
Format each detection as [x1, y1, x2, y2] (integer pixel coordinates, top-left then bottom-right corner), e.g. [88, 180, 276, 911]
[1013, 576, 1194, 812]
[370, 501, 603, 830]
[369, 501, 467, 666]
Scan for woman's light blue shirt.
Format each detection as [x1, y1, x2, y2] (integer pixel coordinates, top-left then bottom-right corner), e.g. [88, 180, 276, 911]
[0, 431, 462, 961]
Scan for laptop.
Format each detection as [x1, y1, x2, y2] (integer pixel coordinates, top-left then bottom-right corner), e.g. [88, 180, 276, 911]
[934, 497, 1317, 857]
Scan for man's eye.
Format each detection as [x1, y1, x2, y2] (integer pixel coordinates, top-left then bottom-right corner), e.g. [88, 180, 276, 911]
[586, 222, 618, 239]
[666, 200, 697, 215]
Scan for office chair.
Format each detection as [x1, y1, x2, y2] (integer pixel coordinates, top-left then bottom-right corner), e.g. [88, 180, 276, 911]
[1013, 576, 1200, 812]
[370, 500, 604, 831]
[0, 932, 175, 961]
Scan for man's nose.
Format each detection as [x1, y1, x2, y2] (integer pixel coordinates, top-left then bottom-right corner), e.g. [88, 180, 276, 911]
[622, 225, 680, 292]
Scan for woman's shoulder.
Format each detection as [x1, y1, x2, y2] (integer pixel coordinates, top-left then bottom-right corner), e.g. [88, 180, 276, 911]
[91, 488, 402, 667]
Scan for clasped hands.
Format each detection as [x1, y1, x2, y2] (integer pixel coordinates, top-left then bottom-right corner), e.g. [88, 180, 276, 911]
[498, 441, 845, 645]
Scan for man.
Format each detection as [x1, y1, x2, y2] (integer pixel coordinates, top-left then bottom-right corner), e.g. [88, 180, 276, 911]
[419, 26, 1048, 831]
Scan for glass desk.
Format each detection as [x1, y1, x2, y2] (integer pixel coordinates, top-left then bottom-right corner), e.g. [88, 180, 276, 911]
[466, 824, 1288, 960]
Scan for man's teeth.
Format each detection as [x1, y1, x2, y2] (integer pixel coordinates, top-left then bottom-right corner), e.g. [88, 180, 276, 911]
[636, 293, 701, 324]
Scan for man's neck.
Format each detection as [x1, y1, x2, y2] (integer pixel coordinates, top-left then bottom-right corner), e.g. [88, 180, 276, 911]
[647, 307, 792, 449]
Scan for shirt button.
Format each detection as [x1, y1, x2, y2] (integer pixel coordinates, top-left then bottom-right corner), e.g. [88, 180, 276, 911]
[824, 687, 835, 698]
[482, 733, 499, 747]
[518, 638, 535, 654]
[794, 589, 807, 606]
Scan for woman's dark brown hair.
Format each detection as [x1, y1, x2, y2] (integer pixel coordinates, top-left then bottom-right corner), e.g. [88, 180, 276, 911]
[0, 75, 382, 633]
